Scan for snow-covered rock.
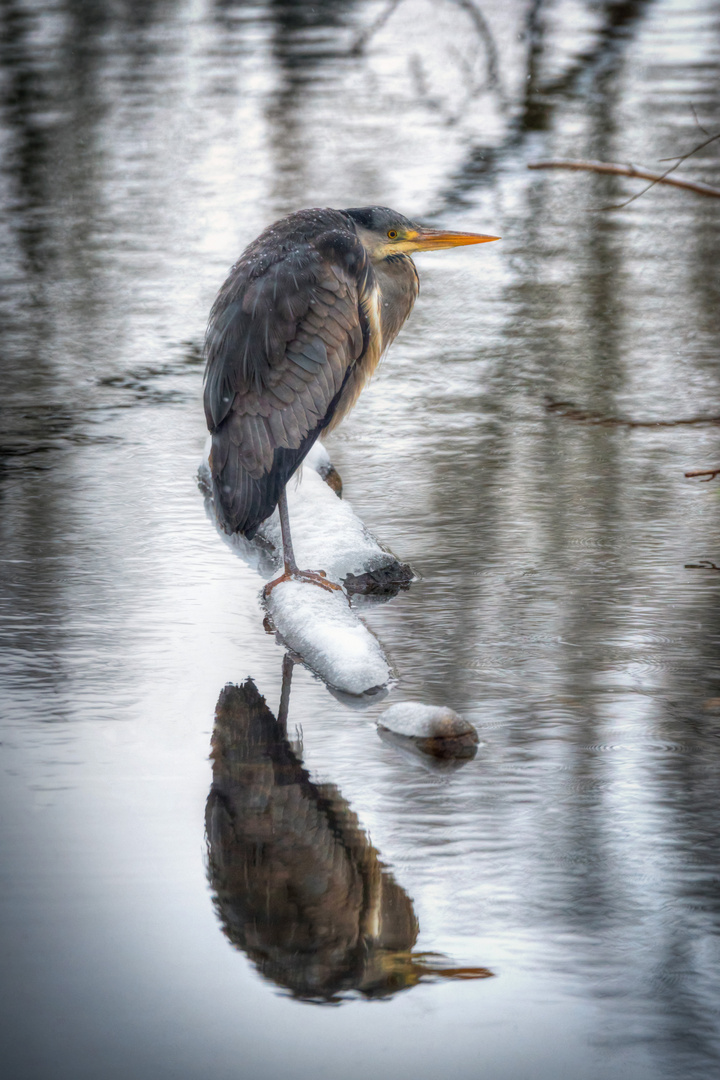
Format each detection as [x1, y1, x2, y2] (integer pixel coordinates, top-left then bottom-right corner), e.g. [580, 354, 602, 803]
[264, 579, 392, 696]
[379, 703, 474, 738]
[377, 703, 478, 759]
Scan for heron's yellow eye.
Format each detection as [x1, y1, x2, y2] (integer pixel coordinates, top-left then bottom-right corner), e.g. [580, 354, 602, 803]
[387, 229, 398, 239]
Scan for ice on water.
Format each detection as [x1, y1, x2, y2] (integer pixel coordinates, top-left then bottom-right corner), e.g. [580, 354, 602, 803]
[265, 580, 391, 695]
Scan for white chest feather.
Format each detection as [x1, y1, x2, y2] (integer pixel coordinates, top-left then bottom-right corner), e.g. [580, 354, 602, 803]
[326, 255, 418, 431]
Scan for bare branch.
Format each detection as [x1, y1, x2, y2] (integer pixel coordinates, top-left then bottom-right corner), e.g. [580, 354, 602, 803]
[528, 157, 720, 200]
[685, 468, 720, 481]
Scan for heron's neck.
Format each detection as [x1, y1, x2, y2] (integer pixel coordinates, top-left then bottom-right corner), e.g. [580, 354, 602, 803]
[373, 253, 419, 349]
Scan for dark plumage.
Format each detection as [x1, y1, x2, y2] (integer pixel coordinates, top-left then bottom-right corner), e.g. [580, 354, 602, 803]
[203, 206, 498, 587]
[204, 209, 373, 538]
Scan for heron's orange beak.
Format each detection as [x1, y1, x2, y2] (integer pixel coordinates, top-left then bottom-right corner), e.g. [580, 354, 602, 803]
[410, 228, 500, 251]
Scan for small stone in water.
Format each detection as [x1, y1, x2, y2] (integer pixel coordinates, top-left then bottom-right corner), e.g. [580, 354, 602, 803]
[378, 703, 478, 759]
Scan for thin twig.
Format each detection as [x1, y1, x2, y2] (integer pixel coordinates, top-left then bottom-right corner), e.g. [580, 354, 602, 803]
[658, 124, 719, 164]
[692, 104, 710, 138]
[601, 129, 720, 208]
[685, 468, 720, 481]
[528, 157, 720, 200]
[660, 107, 712, 159]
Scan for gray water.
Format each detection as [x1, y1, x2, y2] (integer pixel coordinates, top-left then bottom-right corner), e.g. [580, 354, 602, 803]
[1, 0, 720, 1077]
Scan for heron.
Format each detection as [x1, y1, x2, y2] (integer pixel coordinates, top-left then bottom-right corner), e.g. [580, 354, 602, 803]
[203, 206, 498, 595]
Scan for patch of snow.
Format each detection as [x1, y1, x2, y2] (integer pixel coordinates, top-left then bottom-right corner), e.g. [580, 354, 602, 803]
[378, 702, 477, 740]
[265, 580, 392, 695]
[302, 441, 331, 474]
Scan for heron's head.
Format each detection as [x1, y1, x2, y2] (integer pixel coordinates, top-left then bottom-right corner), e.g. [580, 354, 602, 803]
[343, 206, 499, 261]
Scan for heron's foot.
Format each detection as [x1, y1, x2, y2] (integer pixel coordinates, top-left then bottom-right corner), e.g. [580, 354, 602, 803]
[263, 567, 343, 599]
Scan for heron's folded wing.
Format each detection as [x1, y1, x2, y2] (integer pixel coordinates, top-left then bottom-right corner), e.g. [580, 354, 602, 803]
[204, 236, 371, 535]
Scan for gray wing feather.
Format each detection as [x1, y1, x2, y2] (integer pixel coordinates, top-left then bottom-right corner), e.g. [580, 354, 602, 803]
[203, 225, 372, 536]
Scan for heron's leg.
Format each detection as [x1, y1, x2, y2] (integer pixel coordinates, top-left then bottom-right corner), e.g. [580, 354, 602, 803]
[263, 486, 342, 597]
[277, 486, 299, 576]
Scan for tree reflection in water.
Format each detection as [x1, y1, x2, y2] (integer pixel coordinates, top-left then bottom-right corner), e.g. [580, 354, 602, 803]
[205, 657, 492, 1002]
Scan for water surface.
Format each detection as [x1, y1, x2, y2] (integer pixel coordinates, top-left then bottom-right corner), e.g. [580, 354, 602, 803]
[1, 1, 720, 1077]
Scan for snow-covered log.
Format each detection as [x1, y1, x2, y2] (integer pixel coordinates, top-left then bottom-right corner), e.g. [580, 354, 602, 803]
[200, 440, 412, 596]
[200, 440, 407, 693]
[264, 580, 392, 696]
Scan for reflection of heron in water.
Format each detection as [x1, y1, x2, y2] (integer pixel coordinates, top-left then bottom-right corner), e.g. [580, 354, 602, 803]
[205, 657, 492, 1003]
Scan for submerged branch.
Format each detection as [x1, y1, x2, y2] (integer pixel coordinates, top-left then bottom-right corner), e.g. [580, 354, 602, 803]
[546, 400, 720, 428]
[528, 159, 720, 200]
